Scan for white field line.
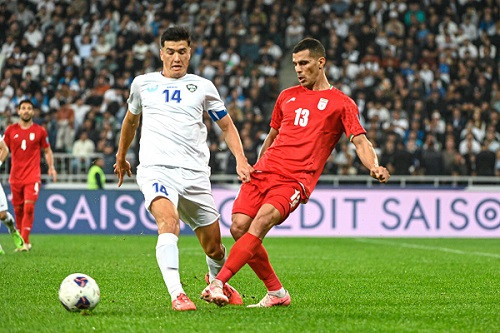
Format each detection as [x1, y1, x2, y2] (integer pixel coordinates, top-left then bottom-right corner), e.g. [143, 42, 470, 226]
[355, 238, 500, 259]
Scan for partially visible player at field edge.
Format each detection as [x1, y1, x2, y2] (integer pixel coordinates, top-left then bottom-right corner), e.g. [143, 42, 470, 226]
[4, 100, 57, 252]
[0, 138, 24, 252]
[202, 37, 390, 307]
[114, 26, 253, 311]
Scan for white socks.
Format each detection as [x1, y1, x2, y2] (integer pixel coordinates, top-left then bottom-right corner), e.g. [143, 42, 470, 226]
[268, 288, 286, 298]
[206, 245, 226, 282]
[1, 212, 16, 234]
[156, 233, 184, 301]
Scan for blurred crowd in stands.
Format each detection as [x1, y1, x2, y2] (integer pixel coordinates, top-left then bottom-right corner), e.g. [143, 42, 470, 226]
[0, 0, 498, 178]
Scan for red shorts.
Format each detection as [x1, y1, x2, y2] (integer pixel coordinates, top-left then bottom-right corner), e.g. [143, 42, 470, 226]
[232, 172, 306, 223]
[10, 182, 41, 205]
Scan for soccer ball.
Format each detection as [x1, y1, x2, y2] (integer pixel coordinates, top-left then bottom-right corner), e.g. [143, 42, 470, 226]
[58, 273, 100, 312]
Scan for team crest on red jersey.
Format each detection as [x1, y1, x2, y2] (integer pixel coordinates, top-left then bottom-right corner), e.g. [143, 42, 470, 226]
[29, 133, 35, 140]
[317, 98, 328, 110]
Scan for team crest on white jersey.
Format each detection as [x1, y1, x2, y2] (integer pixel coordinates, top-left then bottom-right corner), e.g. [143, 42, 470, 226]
[317, 98, 329, 110]
[29, 133, 35, 140]
[186, 84, 197, 92]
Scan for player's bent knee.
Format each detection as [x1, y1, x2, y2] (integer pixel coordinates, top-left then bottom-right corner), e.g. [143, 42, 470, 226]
[156, 217, 180, 234]
[230, 215, 251, 240]
[14, 205, 23, 215]
[204, 243, 224, 260]
[24, 203, 35, 217]
[230, 224, 246, 240]
[0, 211, 6, 220]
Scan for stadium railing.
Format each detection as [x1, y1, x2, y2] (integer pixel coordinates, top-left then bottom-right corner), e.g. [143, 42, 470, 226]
[0, 153, 498, 188]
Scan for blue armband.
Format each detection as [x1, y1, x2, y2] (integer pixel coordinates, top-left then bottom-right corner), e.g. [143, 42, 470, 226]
[208, 109, 228, 121]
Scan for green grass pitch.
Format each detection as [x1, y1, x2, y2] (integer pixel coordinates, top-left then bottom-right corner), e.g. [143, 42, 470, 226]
[0, 235, 498, 332]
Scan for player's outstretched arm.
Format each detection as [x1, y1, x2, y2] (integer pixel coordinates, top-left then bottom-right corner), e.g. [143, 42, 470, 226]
[0, 140, 9, 167]
[44, 146, 57, 182]
[114, 110, 139, 187]
[216, 115, 253, 182]
[352, 134, 390, 183]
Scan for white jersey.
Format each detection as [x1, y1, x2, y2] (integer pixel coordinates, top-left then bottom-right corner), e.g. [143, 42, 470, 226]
[128, 72, 226, 172]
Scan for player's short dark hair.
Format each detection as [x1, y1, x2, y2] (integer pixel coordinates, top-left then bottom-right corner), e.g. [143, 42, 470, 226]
[18, 99, 34, 109]
[292, 38, 326, 59]
[160, 26, 191, 47]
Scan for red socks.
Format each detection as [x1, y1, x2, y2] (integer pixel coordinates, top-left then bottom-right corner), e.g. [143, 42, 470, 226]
[20, 203, 35, 244]
[14, 204, 23, 231]
[216, 233, 261, 283]
[248, 244, 283, 291]
[216, 233, 284, 292]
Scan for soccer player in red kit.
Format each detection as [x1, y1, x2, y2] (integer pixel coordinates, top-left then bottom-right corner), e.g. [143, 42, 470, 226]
[202, 38, 390, 307]
[4, 100, 57, 251]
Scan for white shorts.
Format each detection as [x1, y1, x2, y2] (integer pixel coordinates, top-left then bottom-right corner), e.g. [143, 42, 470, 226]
[0, 185, 8, 211]
[136, 165, 220, 230]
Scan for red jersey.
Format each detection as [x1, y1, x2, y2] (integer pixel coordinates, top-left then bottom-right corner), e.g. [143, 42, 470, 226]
[255, 85, 366, 198]
[3, 123, 50, 184]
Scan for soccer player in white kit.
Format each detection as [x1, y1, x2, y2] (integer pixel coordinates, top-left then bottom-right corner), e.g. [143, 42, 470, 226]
[0, 137, 24, 254]
[114, 26, 253, 311]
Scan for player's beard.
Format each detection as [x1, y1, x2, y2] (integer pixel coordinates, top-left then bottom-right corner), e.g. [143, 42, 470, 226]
[20, 114, 32, 123]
